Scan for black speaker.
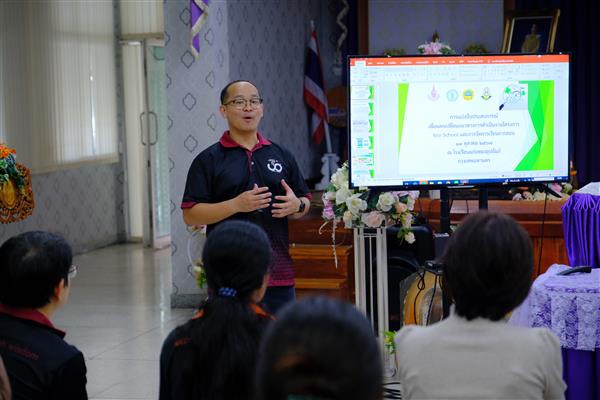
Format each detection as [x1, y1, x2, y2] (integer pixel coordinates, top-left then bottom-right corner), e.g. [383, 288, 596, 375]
[385, 225, 436, 330]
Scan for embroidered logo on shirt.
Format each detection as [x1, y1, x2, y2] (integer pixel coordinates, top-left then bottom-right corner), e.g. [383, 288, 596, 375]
[267, 159, 283, 173]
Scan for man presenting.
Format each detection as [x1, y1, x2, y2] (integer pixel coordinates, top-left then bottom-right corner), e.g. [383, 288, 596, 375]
[182, 80, 311, 314]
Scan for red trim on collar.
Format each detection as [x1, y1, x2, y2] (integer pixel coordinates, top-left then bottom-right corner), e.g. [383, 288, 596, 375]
[219, 131, 272, 152]
[0, 304, 66, 338]
[191, 303, 274, 321]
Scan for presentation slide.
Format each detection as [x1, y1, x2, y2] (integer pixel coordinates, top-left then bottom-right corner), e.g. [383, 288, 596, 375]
[348, 54, 570, 188]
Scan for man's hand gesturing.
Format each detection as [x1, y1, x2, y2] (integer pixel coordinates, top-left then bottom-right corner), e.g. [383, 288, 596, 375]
[272, 179, 301, 218]
[234, 184, 272, 213]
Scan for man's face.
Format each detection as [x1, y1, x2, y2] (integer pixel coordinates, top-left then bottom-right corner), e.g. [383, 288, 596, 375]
[219, 81, 263, 134]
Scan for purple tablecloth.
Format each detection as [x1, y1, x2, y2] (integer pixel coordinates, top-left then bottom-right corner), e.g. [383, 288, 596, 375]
[510, 265, 600, 400]
[562, 348, 600, 400]
[562, 193, 600, 268]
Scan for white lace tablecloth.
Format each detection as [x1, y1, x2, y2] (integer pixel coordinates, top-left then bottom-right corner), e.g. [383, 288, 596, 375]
[509, 264, 600, 351]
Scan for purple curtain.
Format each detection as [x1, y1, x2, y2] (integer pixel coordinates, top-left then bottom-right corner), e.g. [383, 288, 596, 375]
[562, 193, 600, 267]
[516, 0, 600, 186]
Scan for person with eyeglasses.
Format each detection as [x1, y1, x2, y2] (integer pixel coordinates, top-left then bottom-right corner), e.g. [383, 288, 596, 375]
[0, 231, 88, 399]
[181, 80, 311, 314]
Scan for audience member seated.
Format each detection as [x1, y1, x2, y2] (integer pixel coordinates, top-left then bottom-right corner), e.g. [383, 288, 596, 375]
[0, 356, 10, 400]
[159, 220, 274, 400]
[0, 231, 88, 399]
[395, 212, 566, 400]
[256, 297, 383, 400]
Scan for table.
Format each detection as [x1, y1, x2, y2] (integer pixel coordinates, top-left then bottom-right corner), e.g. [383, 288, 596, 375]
[510, 264, 600, 400]
[417, 197, 569, 276]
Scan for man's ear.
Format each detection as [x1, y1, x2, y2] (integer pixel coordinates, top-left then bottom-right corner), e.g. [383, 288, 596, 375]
[219, 104, 227, 118]
[53, 278, 67, 302]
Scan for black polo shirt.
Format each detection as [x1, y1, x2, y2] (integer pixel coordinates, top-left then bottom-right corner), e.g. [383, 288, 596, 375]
[0, 304, 88, 400]
[159, 303, 272, 400]
[182, 131, 310, 286]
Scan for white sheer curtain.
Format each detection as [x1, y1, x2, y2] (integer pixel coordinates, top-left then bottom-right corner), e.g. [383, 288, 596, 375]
[0, 1, 118, 172]
[120, 0, 164, 37]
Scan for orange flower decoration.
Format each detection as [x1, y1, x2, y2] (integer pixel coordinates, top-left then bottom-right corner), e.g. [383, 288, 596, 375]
[0, 143, 17, 159]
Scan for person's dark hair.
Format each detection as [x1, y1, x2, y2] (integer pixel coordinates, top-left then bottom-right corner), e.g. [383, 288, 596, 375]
[220, 79, 258, 104]
[440, 211, 533, 321]
[183, 220, 272, 400]
[0, 231, 72, 308]
[256, 297, 383, 400]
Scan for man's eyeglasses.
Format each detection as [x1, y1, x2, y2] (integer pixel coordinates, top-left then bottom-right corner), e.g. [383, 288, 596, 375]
[68, 265, 78, 281]
[223, 98, 263, 110]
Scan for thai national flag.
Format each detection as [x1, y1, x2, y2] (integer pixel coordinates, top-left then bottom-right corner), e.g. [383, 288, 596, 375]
[304, 23, 328, 145]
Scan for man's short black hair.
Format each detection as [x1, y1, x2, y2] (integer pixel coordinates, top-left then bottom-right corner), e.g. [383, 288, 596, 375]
[220, 80, 258, 104]
[441, 212, 533, 321]
[0, 231, 72, 308]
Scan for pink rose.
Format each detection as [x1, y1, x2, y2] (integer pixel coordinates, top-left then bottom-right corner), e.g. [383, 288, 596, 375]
[361, 211, 385, 228]
[394, 202, 408, 213]
[550, 183, 562, 193]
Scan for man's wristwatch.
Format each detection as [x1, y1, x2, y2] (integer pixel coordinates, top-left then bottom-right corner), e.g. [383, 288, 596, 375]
[297, 199, 306, 213]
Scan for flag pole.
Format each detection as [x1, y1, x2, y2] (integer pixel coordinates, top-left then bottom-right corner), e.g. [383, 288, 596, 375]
[307, 20, 339, 189]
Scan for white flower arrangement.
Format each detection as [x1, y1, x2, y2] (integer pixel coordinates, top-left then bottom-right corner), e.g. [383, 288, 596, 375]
[321, 162, 419, 244]
[511, 182, 573, 201]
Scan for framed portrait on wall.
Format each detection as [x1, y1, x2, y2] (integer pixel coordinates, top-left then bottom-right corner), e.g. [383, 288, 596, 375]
[502, 9, 560, 53]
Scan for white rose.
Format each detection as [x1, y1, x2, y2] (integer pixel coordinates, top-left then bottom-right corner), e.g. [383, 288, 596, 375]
[323, 190, 336, 201]
[404, 231, 416, 244]
[376, 192, 398, 212]
[346, 194, 368, 215]
[330, 171, 342, 189]
[331, 167, 349, 189]
[533, 191, 546, 201]
[335, 187, 353, 205]
[343, 210, 354, 228]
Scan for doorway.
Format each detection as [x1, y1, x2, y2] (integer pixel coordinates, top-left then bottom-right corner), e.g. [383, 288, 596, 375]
[121, 39, 170, 248]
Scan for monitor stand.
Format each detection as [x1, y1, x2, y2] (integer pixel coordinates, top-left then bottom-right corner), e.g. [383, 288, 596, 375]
[439, 186, 490, 319]
[479, 187, 488, 210]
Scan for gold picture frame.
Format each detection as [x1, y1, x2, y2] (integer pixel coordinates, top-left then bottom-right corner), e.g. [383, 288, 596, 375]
[502, 9, 560, 53]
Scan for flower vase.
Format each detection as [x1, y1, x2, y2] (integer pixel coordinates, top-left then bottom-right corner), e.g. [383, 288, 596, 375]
[383, 349, 397, 378]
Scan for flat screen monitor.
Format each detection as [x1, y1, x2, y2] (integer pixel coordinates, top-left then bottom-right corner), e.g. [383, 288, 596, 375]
[347, 53, 570, 189]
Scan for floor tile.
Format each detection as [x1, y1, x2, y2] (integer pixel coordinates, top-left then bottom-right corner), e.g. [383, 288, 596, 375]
[51, 243, 193, 398]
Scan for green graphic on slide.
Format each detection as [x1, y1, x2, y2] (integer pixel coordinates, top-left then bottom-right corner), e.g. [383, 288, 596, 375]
[369, 86, 374, 99]
[369, 120, 374, 132]
[397, 83, 409, 153]
[515, 80, 554, 171]
[368, 103, 374, 116]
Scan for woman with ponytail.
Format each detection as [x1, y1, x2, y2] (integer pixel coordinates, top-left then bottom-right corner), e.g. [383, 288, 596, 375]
[159, 220, 273, 400]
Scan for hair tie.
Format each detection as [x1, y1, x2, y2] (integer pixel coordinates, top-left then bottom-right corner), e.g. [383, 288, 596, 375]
[217, 287, 237, 297]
